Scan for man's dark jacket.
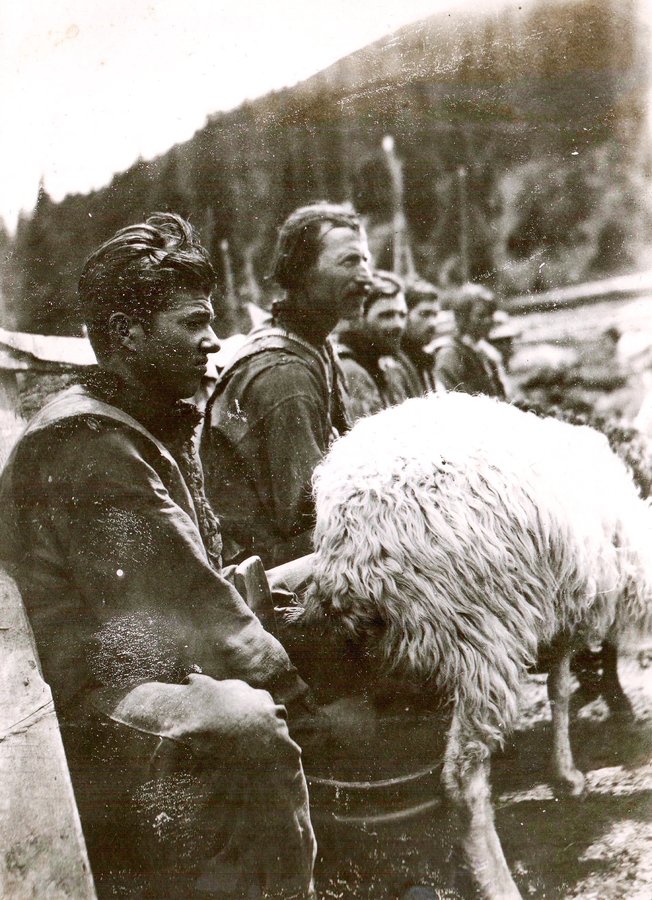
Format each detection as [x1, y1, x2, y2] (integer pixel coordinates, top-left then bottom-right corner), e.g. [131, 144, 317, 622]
[202, 326, 349, 567]
[0, 383, 306, 725]
[333, 326, 420, 425]
[434, 336, 507, 398]
[399, 340, 436, 395]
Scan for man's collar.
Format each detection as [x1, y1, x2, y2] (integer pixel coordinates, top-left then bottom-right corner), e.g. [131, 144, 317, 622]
[272, 310, 330, 348]
[82, 368, 202, 445]
[401, 336, 434, 369]
[334, 323, 388, 367]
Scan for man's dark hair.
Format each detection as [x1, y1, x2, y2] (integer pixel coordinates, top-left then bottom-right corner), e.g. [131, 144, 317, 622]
[270, 202, 362, 295]
[78, 212, 216, 359]
[363, 270, 404, 315]
[451, 283, 496, 333]
[405, 277, 439, 312]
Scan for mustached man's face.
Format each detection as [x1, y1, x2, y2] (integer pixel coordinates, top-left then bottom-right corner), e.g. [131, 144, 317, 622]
[404, 299, 439, 349]
[127, 291, 220, 401]
[299, 226, 373, 331]
[364, 293, 408, 354]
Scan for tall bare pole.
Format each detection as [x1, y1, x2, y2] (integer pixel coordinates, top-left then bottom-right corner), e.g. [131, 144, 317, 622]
[382, 135, 416, 279]
[219, 238, 243, 335]
[219, 239, 237, 304]
[457, 166, 470, 283]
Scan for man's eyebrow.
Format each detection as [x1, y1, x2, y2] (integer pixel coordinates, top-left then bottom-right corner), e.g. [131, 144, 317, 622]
[184, 306, 214, 320]
[337, 247, 365, 261]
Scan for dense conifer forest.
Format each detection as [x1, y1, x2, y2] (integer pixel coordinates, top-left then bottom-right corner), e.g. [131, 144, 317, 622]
[2, 0, 650, 336]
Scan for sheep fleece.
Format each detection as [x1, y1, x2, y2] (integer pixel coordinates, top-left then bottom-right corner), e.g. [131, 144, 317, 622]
[305, 393, 652, 745]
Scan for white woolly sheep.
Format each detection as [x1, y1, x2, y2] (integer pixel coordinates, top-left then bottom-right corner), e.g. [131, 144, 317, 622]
[299, 392, 652, 900]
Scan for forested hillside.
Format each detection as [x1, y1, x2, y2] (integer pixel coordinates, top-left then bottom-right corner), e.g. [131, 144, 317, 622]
[4, 0, 650, 335]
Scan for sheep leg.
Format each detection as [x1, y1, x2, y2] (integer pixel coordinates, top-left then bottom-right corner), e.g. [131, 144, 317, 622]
[442, 711, 521, 900]
[547, 648, 585, 796]
[599, 640, 634, 717]
[573, 641, 634, 717]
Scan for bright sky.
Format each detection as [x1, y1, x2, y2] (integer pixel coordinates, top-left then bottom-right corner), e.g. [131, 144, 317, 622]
[0, 0, 491, 231]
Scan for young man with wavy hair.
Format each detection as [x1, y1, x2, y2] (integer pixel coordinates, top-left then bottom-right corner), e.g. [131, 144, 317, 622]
[0, 213, 316, 898]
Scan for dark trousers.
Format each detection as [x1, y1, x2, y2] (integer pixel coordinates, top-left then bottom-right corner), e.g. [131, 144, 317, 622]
[62, 677, 316, 899]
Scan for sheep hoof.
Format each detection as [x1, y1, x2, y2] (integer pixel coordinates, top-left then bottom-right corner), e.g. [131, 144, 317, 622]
[553, 768, 586, 798]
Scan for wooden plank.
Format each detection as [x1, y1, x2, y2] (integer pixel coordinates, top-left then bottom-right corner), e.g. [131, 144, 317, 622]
[0, 569, 96, 898]
[506, 270, 652, 315]
[0, 328, 97, 367]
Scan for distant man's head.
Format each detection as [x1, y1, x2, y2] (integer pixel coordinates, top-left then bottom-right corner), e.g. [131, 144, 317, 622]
[403, 278, 439, 350]
[79, 212, 219, 400]
[451, 283, 497, 342]
[270, 202, 372, 332]
[362, 270, 407, 354]
[489, 310, 521, 365]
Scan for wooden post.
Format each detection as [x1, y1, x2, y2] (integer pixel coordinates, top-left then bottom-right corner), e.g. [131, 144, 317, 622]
[0, 569, 96, 897]
[0, 370, 19, 417]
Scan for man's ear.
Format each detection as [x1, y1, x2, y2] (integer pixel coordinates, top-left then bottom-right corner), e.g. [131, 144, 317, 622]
[108, 312, 144, 352]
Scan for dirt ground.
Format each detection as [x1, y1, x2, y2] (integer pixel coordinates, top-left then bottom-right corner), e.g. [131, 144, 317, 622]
[311, 647, 652, 899]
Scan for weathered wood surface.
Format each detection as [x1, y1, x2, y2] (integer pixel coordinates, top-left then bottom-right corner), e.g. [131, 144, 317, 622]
[0, 568, 96, 898]
[514, 293, 652, 347]
[507, 270, 652, 315]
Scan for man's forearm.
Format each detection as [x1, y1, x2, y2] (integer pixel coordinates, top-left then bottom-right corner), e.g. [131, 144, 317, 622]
[266, 554, 315, 595]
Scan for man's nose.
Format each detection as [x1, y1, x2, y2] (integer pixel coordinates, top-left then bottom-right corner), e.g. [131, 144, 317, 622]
[357, 257, 373, 283]
[201, 326, 220, 353]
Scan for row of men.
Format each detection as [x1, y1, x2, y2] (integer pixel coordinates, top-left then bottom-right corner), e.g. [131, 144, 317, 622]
[335, 269, 508, 418]
[202, 201, 513, 568]
[0, 201, 512, 899]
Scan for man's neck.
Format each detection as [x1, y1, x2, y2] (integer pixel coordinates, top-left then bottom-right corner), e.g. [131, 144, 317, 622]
[85, 364, 199, 446]
[102, 359, 174, 408]
[336, 322, 388, 369]
[273, 308, 332, 347]
[401, 336, 430, 367]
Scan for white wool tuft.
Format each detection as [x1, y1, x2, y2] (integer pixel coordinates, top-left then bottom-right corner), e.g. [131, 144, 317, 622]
[305, 393, 652, 745]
